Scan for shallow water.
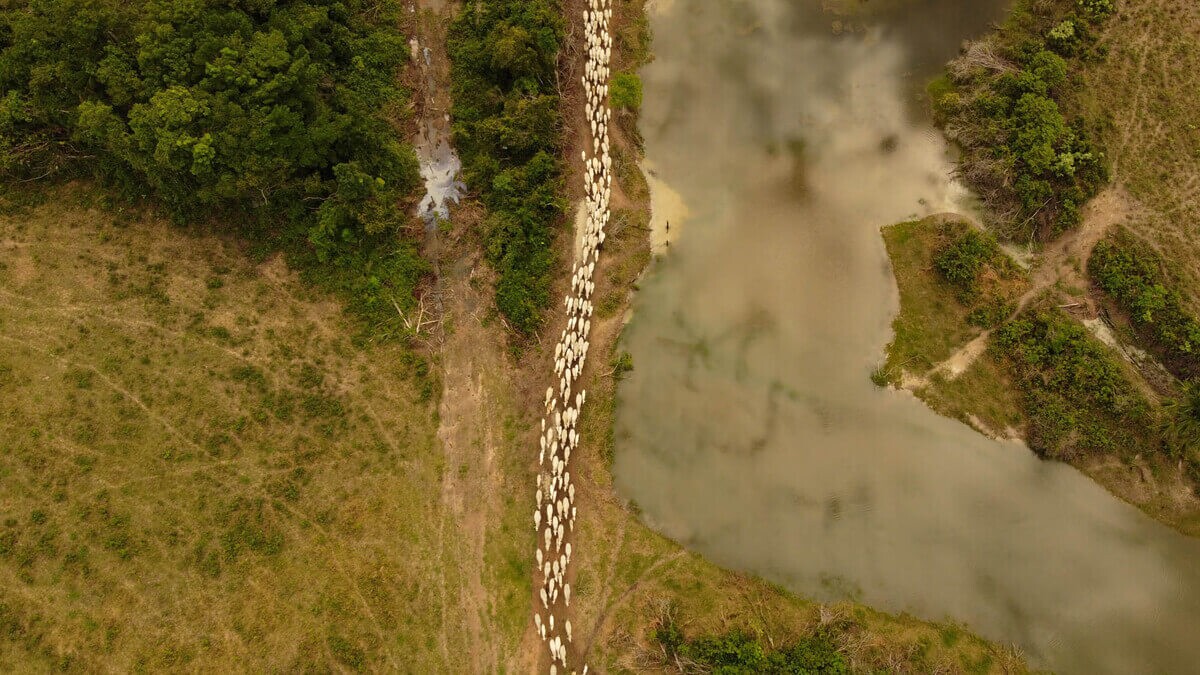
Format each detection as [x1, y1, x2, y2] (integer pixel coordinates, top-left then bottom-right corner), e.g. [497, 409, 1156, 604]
[613, 1, 1200, 672]
[415, 119, 465, 228]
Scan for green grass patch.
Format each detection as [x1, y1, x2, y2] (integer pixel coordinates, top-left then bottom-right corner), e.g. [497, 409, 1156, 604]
[919, 355, 1026, 435]
[653, 611, 848, 674]
[878, 216, 1026, 384]
[610, 72, 643, 112]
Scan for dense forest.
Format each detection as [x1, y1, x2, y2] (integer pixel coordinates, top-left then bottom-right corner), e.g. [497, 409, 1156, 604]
[0, 0, 426, 336]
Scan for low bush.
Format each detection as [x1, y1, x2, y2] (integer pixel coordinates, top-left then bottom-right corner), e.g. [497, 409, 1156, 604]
[610, 72, 643, 111]
[1089, 229, 1200, 379]
[934, 229, 1000, 296]
[992, 309, 1154, 458]
[654, 615, 848, 675]
[1161, 382, 1200, 474]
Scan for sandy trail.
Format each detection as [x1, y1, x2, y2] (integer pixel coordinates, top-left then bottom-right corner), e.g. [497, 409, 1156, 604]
[408, 1, 512, 672]
[905, 185, 1135, 390]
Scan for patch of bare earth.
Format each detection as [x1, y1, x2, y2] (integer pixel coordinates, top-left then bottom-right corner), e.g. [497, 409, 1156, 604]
[407, 1, 528, 672]
[433, 254, 508, 674]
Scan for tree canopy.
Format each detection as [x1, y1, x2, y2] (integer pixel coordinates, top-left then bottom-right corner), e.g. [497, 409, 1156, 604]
[448, 0, 565, 334]
[0, 0, 427, 334]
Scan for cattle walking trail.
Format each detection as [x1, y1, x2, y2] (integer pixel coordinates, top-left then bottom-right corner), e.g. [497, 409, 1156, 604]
[530, 1, 614, 672]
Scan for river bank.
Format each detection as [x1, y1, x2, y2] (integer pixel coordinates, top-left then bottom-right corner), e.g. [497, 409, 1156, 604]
[877, 0, 1200, 535]
[564, 2, 1033, 673]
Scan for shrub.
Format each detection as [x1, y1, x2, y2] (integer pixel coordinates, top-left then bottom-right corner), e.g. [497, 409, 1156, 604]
[653, 612, 848, 674]
[927, 74, 960, 124]
[610, 72, 643, 111]
[1089, 230, 1200, 379]
[1078, 0, 1114, 21]
[992, 309, 1153, 458]
[967, 297, 1015, 328]
[612, 351, 634, 380]
[1161, 382, 1200, 465]
[934, 229, 999, 295]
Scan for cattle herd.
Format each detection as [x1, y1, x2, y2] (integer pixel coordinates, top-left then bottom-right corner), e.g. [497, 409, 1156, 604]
[531, 1, 614, 673]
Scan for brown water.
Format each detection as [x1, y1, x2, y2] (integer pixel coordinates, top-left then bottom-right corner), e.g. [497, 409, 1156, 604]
[614, 2, 1200, 673]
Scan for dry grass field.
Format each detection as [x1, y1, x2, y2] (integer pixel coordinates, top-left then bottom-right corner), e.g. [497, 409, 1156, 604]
[0, 187, 465, 672]
[1081, 0, 1200, 295]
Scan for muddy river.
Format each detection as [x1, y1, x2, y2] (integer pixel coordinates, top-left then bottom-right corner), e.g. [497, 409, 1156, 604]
[613, 1, 1200, 672]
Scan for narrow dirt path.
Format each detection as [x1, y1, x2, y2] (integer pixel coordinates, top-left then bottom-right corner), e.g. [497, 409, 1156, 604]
[528, 2, 615, 672]
[408, 2, 508, 672]
[905, 186, 1135, 389]
[435, 308, 505, 674]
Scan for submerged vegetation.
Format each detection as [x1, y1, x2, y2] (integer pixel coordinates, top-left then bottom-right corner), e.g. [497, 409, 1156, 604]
[933, 0, 1111, 239]
[448, 0, 565, 334]
[0, 0, 427, 337]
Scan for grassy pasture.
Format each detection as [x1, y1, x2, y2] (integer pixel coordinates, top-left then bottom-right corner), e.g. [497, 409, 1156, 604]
[0, 187, 460, 672]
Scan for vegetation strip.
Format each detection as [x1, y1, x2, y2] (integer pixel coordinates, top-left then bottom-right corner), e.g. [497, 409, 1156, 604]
[1090, 229, 1200, 380]
[448, 0, 566, 334]
[1089, 229, 1200, 476]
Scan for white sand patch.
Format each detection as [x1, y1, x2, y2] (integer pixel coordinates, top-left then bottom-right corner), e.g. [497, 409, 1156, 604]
[642, 159, 689, 255]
